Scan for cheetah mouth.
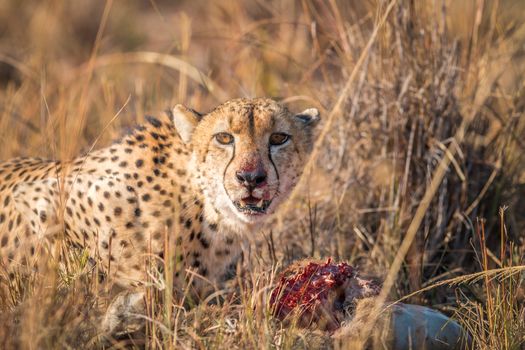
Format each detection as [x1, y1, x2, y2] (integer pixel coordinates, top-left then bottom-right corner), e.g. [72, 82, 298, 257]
[234, 196, 271, 215]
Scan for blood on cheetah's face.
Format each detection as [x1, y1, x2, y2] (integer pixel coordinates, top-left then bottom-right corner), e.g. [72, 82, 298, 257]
[172, 98, 320, 228]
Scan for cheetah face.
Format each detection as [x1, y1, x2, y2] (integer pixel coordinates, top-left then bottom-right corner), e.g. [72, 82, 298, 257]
[172, 98, 320, 229]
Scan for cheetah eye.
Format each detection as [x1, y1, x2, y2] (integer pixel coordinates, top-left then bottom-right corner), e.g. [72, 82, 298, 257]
[269, 133, 290, 146]
[214, 132, 234, 145]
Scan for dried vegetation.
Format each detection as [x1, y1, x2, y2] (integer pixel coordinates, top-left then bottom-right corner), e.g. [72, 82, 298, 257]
[0, 0, 524, 349]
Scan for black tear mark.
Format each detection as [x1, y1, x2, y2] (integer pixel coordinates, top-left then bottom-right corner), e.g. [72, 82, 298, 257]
[221, 139, 236, 202]
[268, 145, 280, 181]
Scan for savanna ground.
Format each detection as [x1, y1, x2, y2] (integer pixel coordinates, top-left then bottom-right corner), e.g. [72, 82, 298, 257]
[0, 0, 525, 349]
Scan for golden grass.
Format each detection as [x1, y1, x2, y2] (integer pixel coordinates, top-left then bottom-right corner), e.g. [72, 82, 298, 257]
[1, 0, 525, 349]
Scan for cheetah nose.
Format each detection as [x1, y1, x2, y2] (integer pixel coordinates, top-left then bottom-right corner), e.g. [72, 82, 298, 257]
[235, 169, 267, 189]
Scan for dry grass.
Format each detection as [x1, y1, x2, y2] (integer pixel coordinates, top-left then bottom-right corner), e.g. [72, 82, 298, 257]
[0, 0, 525, 349]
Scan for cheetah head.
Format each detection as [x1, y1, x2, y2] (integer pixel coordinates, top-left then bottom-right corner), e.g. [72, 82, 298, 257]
[172, 98, 320, 230]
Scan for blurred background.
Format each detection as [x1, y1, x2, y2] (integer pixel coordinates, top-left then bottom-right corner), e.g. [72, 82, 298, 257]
[1, 0, 525, 348]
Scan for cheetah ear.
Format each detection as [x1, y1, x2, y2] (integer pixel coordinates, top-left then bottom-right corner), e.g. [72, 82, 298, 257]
[171, 104, 203, 143]
[294, 108, 320, 126]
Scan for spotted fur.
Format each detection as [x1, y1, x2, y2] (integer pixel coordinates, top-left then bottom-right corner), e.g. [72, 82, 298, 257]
[0, 98, 319, 299]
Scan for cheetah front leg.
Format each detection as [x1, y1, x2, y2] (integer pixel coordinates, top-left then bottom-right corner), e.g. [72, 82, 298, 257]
[63, 176, 161, 337]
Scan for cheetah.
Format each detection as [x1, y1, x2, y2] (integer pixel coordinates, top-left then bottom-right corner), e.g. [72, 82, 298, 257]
[0, 97, 319, 332]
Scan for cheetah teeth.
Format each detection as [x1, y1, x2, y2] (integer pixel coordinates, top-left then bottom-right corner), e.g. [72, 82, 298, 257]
[234, 199, 271, 213]
[239, 199, 264, 208]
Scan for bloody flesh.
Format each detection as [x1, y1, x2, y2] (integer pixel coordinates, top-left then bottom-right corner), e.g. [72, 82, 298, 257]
[270, 258, 380, 331]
